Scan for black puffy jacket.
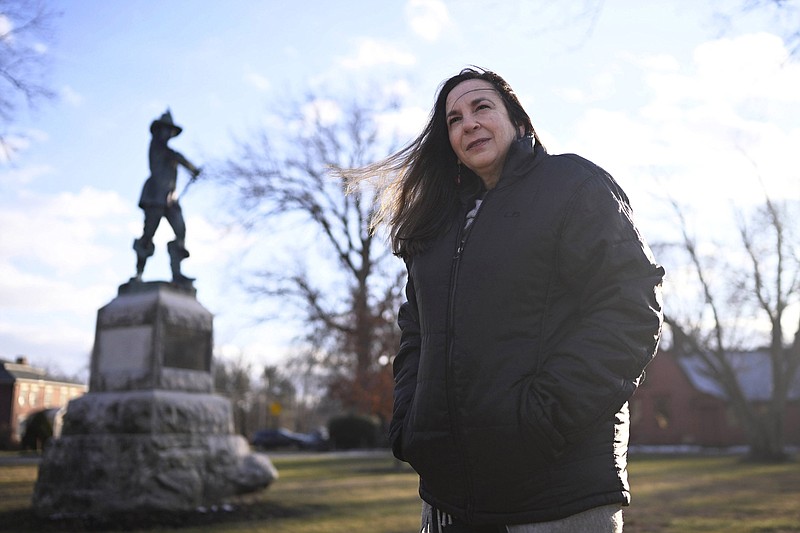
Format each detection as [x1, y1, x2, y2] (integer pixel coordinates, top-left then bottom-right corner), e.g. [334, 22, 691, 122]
[389, 137, 664, 526]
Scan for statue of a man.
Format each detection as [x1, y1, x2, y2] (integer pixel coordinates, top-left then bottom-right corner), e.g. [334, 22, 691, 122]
[133, 109, 201, 287]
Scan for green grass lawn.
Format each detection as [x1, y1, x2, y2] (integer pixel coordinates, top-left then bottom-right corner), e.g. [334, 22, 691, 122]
[624, 454, 800, 533]
[1, 451, 798, 532]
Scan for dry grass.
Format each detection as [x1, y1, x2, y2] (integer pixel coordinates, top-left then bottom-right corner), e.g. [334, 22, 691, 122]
[1, 451, 798, 532]
[624, 455, 800, 532]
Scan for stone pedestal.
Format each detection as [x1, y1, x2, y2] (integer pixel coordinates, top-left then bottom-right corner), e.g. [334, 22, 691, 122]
[89, 281, 214, 393]
[33, 282, 277, 518]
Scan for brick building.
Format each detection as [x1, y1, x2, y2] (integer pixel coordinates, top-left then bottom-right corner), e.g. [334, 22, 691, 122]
[630, 349, 800, 448]
[0, 357, 87, 449]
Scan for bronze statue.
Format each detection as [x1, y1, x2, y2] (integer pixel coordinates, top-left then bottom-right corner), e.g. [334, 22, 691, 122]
[133, 109, 201, 287]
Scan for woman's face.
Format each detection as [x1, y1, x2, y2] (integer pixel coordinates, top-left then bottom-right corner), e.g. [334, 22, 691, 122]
[445, 79, 519, 188]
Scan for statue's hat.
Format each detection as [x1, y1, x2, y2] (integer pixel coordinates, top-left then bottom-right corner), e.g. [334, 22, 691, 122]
[150, 109, 183, 137]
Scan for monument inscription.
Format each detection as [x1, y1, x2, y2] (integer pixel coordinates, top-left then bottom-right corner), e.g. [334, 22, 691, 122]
[96, 326, 151, 373]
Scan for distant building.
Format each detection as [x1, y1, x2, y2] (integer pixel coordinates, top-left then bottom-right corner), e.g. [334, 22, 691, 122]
[0, 357, 87, 449]
[630, 349, 800, 448]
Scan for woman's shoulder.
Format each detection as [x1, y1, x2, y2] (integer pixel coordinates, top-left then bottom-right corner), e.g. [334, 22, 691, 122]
[539, 153, 630, 209]
[540, 152, 608, 176]
[538, 153, 617, 187]
[530, 152, 595, 190]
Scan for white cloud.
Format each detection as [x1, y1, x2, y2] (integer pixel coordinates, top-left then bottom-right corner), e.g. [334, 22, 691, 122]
[0, 184, 260, 374]
[0, 14, 13, 43]
[565, 32, 800, 238]
[184, 212, 258, 270]
[338, 39, 416, 69]
[0, 261, 109, 315]
[244, 68, 271, 91]
[0, 316, 94, 379]
[300, 98, 343, 126]
[647, 32, 800, 109]
[381, 78, 414, 100]
[557, 87, 586, 103]
[626, 52, 681, 72]
[0, 169, 142, 372]
[0, 163, 53, 186]
[61, 85, 83, 106]
[557, 70, 618, 104]
[0, 187, 134, 275]
[692, 33, 790, 95]
[376, 105, 429, 141]
[405, 0, 450, 41]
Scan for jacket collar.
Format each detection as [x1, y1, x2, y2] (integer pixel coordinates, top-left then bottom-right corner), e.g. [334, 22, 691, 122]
[458, 136, 545, 205]
[493, 136, 544, 190]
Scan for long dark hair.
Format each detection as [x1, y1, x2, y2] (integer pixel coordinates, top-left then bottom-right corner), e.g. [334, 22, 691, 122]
[343, 67, 542, 258]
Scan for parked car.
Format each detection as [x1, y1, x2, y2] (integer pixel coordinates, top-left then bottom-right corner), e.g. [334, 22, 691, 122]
[251, 428, 329, 451]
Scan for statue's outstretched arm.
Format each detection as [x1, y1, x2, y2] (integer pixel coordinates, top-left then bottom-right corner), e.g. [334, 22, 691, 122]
[172, 150, 202, 178]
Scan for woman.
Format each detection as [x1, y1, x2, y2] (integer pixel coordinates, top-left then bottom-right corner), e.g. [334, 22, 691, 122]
[348, 67, 664, 532]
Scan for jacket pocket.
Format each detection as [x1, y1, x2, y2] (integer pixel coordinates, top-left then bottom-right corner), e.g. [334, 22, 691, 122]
[460, 422, 553, 513]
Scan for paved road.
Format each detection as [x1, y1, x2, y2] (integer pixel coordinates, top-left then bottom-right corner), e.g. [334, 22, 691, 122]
[0, 453, 42, 466]
[0, 449, 394, 467]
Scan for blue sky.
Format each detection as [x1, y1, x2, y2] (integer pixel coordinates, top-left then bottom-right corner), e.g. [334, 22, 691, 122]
[2, 1, 799, 379]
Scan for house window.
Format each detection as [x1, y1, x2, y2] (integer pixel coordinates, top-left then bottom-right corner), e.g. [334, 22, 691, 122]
[18, 384, 28, 406]
[44, 386, 54, 406]
[29, 385, 39, 407]
[654, 396, 671, 430]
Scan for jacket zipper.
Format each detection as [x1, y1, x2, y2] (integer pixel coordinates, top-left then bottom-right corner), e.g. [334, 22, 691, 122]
[445, 190, 489, 523]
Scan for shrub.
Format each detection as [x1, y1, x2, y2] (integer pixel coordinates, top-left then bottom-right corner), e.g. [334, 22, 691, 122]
[20, 410, 54, 451]
[328, 414, 381, 450]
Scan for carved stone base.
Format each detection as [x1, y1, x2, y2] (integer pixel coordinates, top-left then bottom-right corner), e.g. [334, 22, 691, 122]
[31, 283, 278, 518]
[32, 432, 277, 517]
[32, 391, 278, 517]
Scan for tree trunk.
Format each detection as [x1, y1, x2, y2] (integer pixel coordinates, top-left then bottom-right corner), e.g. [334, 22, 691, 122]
[744, 408, 788, 463]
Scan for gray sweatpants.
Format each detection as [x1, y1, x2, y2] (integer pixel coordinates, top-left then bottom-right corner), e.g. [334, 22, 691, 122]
[421, 502, 623, 532]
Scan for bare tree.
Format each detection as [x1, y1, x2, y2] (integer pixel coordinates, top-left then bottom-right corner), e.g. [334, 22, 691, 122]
[664, 191, 800, 462]
[0, 0, 58, 157]
[738, 0, 800, 55]
[572, 0, 800, 57]
[213, 353, 255, 435]
[213, 94, 404, 422]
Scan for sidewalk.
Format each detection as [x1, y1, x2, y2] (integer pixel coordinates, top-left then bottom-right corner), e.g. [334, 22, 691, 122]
[0, 452, 41, 466]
